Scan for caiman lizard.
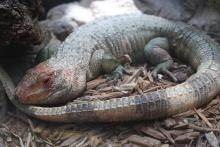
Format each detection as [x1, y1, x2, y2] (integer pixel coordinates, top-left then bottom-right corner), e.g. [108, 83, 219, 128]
[2, 14, 220, 122]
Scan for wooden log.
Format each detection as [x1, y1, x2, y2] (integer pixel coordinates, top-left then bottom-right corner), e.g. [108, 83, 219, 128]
[0, 0, 44, 48]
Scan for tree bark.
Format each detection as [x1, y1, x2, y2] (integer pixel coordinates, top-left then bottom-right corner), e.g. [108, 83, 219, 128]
[0, 0, 44, 48]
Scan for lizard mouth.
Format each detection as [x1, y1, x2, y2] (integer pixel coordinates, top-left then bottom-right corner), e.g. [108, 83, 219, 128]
[16, 87, 68, 105]
[46, 87, 70, 105]
[15, 86, 52, 105]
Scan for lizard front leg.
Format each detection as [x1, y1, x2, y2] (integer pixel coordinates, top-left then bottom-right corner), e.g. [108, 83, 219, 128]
[102, 60, 130, 81]
[87, 49, 130, 81]
[144, 37, 178, 82]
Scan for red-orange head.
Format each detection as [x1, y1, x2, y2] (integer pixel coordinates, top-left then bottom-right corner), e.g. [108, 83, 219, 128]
[16, 61, 86, 105]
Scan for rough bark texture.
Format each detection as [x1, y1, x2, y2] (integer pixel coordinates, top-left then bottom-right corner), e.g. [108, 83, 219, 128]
[0, 0, 44, 49]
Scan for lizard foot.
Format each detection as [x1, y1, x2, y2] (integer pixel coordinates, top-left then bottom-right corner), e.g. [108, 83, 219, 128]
[105, 65, 131, 81]
[152, 60, 178, 83]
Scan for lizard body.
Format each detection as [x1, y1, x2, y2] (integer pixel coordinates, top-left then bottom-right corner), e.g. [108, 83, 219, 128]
[2, 14, 220, 122]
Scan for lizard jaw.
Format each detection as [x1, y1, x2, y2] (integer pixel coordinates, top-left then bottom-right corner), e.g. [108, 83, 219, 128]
[16, 87, 52, 104]
[16, 85, 68, 105]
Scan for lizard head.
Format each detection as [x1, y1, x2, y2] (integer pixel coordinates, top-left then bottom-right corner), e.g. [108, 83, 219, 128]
[15, 60, 86, 105]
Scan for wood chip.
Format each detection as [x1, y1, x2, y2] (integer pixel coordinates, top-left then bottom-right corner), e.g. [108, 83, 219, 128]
[137, 77, 151, 91]
[126, 68, 143, 83]
[194, 108, 213, 128]
[25, 132, 32, 147]
[174, 132, 200, 142]
[98, 86, 113, 92]
[141, 127, 166, 140]
[173, 110, 196, 118]
[89, 136, 102, 147]
[136, 87, 143, 95]
[86, 78, 106, 90]
[2, 124, 25, 147]
[143, 86, 161, 93]
[74, 137, 88, 147]
[60, 135, 81, 147]
[147, 71, 154, 82]
[161, 144, 169, 147]
[168, 129, 194, 138]
[96, 79, 117, 89]
[196, 135, 205, 147]
[158, 128, 175, 144]
[113, 83, 137, 92]
[127, 135, 161, 147]
[188, 123, 220, 133]
[173, 122, 188, 129]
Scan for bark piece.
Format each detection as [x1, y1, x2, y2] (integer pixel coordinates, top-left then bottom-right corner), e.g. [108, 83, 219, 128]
[141, 127, 166, 140]
[127, 135, 161, 147]
[174, 132, 200, 142]
[86, 78, 106, 90]
[0, 0, 43, 48]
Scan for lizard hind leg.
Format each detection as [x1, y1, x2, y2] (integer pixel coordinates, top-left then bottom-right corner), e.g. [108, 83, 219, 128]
[144, 37, 178, 82]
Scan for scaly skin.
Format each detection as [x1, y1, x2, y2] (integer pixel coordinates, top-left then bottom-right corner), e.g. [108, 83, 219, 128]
[3, 14, 220, 122]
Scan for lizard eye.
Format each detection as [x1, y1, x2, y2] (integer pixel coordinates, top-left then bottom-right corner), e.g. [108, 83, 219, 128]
[42, 77, 53, 88]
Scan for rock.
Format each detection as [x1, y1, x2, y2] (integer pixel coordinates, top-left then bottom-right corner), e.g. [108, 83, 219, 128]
[135, 0, 193, 21]
[47, 2, 93, 25]
[47, 0, 142, 27]
[47, 18, 78, 41]
[62, 3, 94, 25]
[35, 35, 61, 64]
[188, 8, 220, 34]
[205, 132, 219, 147]
[136, 0, 220, 36]
[47, 3, 69, 20]
[90, 0, 142, 19]
[80, 0, 97, 7]
[42, 0, 76, 13]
